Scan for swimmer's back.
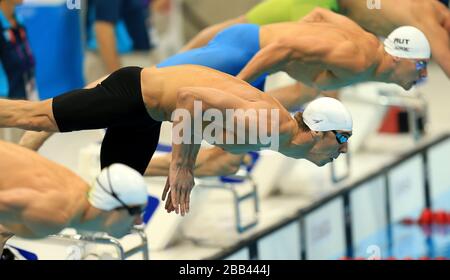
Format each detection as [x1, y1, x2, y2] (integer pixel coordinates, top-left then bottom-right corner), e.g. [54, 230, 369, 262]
[0, 140, 87, 192]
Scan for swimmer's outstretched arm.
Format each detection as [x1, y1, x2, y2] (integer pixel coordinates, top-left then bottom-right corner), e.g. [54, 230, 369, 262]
[145, 147, 243, 177]
[163, 87, 271, 216]
[236, 39, 294, 83]
[267, 83, 320, 111]
[423, 24, 450, 78]
[301, 7, 362, 29]
[18, 75, 110, 151]
[237, 36, 365, 84]
[267, 82, 340, 111]
[420, 1, 450, 78]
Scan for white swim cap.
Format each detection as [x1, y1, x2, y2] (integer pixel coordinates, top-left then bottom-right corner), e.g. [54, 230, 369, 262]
[384, 26, 431, 59]
[302, 97, 353, 132]
[88, 164, 148, 211]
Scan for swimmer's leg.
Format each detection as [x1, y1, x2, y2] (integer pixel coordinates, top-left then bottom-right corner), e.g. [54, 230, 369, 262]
[52, 66, 146, 133]
[101, 121, 162, 175]
[0, 98, 58, 132]
[0, 67, 146, 133]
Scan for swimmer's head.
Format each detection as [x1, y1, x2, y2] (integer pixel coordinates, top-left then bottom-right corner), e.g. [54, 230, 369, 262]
[88, 164, 148, 237]
[384, 26, 430, 90]
[295, 97, 352, 167]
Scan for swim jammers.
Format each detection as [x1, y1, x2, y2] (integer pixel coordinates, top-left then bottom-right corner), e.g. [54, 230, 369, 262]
[52, 67, 161, 175]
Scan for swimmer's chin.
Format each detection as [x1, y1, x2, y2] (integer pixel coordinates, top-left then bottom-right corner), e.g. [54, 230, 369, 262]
[402, 82, 415, 91]
[312, 158, 333, 167]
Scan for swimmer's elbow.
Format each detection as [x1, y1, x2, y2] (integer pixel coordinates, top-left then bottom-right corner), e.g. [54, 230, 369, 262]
[217, 155, 243, 176]
[195, 156, 241, 177]
[175, 89, 197, 111]
[177, 89, 196, 103]
[218, 161, 241, 176]
[307, 7, 327, 20]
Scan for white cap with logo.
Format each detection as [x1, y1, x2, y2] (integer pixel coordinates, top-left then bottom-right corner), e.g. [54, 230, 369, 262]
[302, 97, 353, 132]
[88, 163, 148, 211]
[384, 26, 431, 59]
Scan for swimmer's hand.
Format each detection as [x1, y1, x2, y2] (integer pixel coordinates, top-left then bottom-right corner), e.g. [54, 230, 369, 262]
[162, 165, 195, 216]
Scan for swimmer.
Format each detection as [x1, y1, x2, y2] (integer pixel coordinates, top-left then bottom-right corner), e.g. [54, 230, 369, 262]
[162, 10, 430, 92]
[17, 9, 431, 162]
[183, 0, 449, 78]
[145, 147, 248, 178]
[0, 140, 148, 244]
[0, 65, 352, 215]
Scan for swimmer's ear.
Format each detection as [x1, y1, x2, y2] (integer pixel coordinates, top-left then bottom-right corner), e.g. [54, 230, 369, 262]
[392, 56, 402, 63]
[310, 131, 325, 141]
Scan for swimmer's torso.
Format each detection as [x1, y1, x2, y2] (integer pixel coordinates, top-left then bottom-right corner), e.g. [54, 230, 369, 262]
[141, 65, 271, 120]
[260, 21, 382, 89]
[140, 66, 294, 153]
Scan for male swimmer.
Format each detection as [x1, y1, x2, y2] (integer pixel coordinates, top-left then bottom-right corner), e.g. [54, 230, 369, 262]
[18, 9, 430, 178]
[161, 10, 430, 92]
[136, 2, 436, 181]
[0, 140, 148, 251]
[183, 0, 450, 78]
[0, 65, 352, 216]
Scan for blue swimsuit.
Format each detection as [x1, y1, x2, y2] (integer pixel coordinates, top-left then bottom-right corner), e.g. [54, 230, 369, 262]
[157, 24, 268, 91]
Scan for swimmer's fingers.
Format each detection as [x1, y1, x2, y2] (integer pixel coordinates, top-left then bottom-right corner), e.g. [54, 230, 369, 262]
[170, 185, 180, 215]
[183, 187, 192, 215]
[162, 178, 170, 201]
[179, 188, 186, 216]
[165, 191, 173, 212]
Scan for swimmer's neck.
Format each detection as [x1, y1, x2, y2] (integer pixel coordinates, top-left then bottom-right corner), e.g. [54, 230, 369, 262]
[280, 129, 315, 159]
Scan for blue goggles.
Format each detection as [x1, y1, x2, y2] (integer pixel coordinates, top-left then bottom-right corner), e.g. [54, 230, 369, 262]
[414, 61, 428, 86]
[332, 130, 350, 145]
[416, 60, 428, 71]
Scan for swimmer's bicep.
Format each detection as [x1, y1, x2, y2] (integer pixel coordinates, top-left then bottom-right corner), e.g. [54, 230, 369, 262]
[283, 37, 334, 62]
[0, 190, 70, 238]
[301, 8, 361, 29]
[421, 18, 450, 50]
[0, 190, 26, 214]
[20, 201, 71, 237]
[0, 189, 35, 227]
[419, 22, 450, 76]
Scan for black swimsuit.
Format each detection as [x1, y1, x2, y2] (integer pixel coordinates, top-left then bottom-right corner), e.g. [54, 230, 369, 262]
[52, 66, 161, 174]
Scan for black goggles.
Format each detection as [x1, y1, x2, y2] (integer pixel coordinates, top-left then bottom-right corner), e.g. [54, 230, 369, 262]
[95, 168, 144, 216]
